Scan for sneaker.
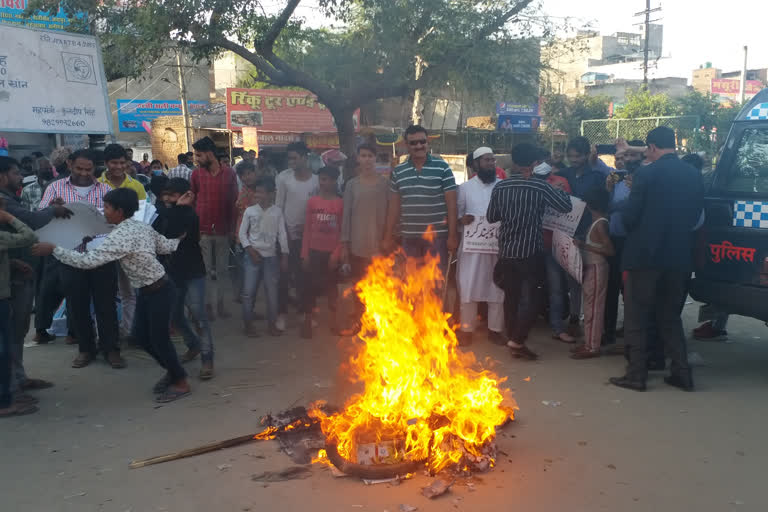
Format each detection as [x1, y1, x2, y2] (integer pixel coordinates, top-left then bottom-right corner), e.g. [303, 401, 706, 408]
[275, 315, 286, 331]
[692, 322, 728, 341]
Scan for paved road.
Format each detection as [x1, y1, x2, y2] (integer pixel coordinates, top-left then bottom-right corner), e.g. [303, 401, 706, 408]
[2, 300, 767, 512]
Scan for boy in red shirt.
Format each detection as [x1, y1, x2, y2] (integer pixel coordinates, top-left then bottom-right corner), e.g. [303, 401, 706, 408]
[301, 166, 343, 339]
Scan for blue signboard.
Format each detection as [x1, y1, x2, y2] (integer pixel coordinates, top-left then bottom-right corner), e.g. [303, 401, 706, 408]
[116, 99, 209, 132]
[495, 102, 539, 116]
[497, 115, 540, 133]
[0, 1, 85, 31]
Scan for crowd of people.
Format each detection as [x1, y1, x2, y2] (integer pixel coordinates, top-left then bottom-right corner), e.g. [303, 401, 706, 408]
[0, 123, 708, 417]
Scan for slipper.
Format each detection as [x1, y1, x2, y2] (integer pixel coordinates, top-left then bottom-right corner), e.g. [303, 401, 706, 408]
[510, 345, 539, 361]
[0, 403, 39, 418]
[553, 332, 576, 344]
[153, 374, 172, 394]
[21, 378, 54, 390]
[180, 349, 201, 363]
[106, 352, 126, 369]
[14, 394, 39, 405]
[155, 388, 191, 403]
[72, 353, 93, 368]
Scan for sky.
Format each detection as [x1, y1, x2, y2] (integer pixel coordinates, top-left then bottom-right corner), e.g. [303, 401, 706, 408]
[541, 0, 768, 75]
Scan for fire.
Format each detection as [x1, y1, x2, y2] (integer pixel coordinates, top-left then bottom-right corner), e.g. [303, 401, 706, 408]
[310, 252, 516, 474]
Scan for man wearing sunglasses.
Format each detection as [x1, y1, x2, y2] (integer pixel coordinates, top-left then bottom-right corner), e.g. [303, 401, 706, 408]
[382, 125, 458, 276]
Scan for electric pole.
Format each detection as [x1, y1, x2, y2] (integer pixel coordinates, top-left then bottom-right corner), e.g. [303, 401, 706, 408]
[739, 46, 748, 104]
[634, 1, 662, 88]
[175, 50, 192, 152]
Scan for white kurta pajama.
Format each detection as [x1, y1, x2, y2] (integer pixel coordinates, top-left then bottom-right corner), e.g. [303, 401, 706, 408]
[457, 176, 504, 334]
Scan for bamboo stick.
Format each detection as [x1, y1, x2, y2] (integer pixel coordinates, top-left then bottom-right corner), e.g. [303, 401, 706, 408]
[129, 433, 256, 469]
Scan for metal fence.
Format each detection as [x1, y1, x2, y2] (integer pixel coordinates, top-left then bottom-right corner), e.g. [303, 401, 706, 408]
[580, 115, 701, 148]
[428, 130, 537, 155]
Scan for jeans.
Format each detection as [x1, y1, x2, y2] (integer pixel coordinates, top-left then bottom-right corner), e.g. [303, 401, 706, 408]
[60, 263, 119, 356]
[199, 234, 231, 307]
[624, 269, 690, 382]
[0, 300, 12, 408]
[172, 277, 214, 363]
[493, 255, 544, 343]
[242, 253, 280, 328]
[9, 279, 34, 393]
[117, 266, 136, 338]
[302, 250, 338, 314]
[134, 280, 186, 382]
[279, 238, 304, 314]
[402, 236, 449, 278]
[34, 256, 65, 333]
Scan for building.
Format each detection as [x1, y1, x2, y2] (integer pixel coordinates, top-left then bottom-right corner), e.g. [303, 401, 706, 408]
[542, 25, 664, 97]
[691, 64, 768, 103]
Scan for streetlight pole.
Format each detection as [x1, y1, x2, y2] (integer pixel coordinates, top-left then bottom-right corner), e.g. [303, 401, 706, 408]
[176, 50, 192, 151]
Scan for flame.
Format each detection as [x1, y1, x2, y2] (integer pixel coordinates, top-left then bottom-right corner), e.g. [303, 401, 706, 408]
[310, 252, 516, 473]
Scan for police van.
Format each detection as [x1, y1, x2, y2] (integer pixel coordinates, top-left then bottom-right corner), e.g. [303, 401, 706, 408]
[690, 89, 768, 321]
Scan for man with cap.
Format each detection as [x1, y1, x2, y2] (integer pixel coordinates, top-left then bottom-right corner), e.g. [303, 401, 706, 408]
[456, 147, 505, 346]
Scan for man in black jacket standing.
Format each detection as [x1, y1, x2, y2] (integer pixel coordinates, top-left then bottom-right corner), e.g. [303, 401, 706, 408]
[609, 127, 704, 392]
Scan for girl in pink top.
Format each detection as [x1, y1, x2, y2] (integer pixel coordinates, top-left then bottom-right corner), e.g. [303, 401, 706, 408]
[301, 166, 344, 339]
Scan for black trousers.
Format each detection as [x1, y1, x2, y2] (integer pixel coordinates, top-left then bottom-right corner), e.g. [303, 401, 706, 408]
[603, 236, 625, 344]
[34, 257, 67, 333]
[134, 281, 186, 382]
[278, 238, 304, 314]
[493, 254, 544, 343]
[60, 263, 119, 356]
[624, 269, 690, 382]
[302, 249, 338, 314]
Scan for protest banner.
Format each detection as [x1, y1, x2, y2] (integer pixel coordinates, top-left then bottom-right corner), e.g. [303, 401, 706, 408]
[552, 230, 582, 284]
[462, 216, 499, 255]
[543, 196, 586, 237]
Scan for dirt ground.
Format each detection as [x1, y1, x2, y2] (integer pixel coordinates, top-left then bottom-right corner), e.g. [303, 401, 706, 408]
[2, 298, 767, 512]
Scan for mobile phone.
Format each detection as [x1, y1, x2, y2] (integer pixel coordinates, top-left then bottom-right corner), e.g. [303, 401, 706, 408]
[596, 144, 617, 155]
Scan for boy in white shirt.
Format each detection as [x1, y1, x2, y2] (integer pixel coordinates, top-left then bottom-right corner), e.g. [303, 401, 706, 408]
[239, 177, 289, 337]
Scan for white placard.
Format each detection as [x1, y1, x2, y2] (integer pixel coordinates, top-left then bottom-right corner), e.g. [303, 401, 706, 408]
[0, 25, 112, 134]
[35, 202, 113, 250]
[462, 216, 500, 254]
[552, 230, 582, 284]
[542, 196, 586, 237]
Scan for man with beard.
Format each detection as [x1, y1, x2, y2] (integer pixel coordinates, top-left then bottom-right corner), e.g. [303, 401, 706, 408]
[39, 149, 124, 369]
[456, 147, 505, 346]
[190, 137, 239, 320]
[0, 157, 72, 397]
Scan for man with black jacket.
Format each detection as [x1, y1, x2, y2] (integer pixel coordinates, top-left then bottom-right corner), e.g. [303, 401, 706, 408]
[152, 178, 215, 380]
[609, 127, 704, 392]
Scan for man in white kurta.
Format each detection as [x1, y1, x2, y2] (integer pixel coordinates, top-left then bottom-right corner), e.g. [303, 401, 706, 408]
[457, 147, 505, 346]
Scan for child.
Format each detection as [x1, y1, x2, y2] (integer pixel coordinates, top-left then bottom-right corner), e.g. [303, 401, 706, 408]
[239, 177, 289, 337]
[0, 207, 38, 418]
[572, 187, 614, 359]
[301, 166, 344, 339]
[153, 178, 215, 380]
[233, 162, 260, 303]
[32, 188, 190, 403]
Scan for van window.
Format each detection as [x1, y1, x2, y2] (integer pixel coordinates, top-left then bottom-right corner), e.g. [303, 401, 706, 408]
[723, 128, 768, 193]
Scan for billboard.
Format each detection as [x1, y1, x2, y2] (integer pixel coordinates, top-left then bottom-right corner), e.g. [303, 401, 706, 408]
[0, 0, 84, 31]
[497, 115, 540, 133]
[496, 102, 539, 116]
[116, 99, 209, 132]
[226, 88, 359, 133]
[711, 79, 763, 100]
[0, 25, 111, 134]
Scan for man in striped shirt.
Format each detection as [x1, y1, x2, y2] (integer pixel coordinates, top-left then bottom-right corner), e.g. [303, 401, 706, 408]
[487, 143, 572, 360]
[38, 149, 124, 370]
[168, 153, 193, 181]
[382, 125, 458, 275]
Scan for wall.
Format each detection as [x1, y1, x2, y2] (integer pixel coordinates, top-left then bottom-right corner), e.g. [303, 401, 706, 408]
[213, 52, 253, 94]
[150, 116, 188, 169]
[692, 68, 720, 94]
[585, 78, 690, 104]
[0, 132, 55, 160]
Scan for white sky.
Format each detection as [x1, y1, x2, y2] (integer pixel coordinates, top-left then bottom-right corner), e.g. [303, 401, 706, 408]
[541, 0, 768, 75]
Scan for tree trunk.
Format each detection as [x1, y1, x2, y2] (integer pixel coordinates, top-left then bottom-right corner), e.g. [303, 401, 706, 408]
[330, 106, 358, 182]
[410, 56, 425, 126]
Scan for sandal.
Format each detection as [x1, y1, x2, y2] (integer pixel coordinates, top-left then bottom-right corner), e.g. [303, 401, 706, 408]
[155, 387, 191, 403]
[571, 348, 600, 360]
[21, 378, 54, 391]
[553, 332, 576, 344]
[153, 374, 172, 394]
[0, 403, 39, 418]
[72, 353, 93, 368]
[14, 393, 39, 405]
[180, 349, 201, 363]
[106, 352, 126, 369]
[199, 363, 214, 381]
[510, 345, 539, 361]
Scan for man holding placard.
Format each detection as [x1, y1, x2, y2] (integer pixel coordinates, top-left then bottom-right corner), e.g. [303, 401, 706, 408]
[456, 147, 505, 347]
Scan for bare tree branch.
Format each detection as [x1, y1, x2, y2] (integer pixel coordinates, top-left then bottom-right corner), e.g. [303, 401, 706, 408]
[476, 0, 533, 39]
[259, 0, 302, 53]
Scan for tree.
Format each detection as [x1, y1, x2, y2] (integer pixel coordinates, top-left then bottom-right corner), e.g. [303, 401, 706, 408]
[35, 0, 545, 170]
[540, 92, 610, 140]
[676, 90, 743, 155]
[614, 89, 676, 119]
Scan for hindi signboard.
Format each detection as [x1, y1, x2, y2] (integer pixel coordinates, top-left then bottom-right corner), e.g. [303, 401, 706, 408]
[552, 230, 582, 284]
[0, 0, 85, 32]
[0, 25, 111, 134]
[462, 216, 500, 255]
[542, 196, 586, 237]
[226, 87, 359, 133]
[116, 99, 208, 132]
[711, 79, 762, 100]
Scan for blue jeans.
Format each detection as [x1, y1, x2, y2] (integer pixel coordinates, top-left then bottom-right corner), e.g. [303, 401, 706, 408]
[0, 300, 12, 408]
[173, 277, 214, 363]
[402, 236, 449, 277]
[242, 253, 280, 328]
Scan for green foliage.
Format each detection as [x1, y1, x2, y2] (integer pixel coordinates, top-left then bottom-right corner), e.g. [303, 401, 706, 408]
[541, 92, 610, 139]
[614, 89, 676, 119]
